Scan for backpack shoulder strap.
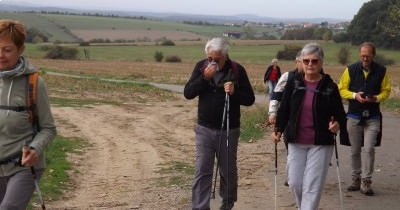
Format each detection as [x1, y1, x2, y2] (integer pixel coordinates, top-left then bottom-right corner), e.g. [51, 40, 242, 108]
[25, 72, 39, 129]
[230, 60, 239, 80]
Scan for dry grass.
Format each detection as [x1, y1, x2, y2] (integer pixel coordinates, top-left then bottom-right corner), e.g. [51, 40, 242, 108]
[72, 29, 206, 41]
[33, 58, 400, 98]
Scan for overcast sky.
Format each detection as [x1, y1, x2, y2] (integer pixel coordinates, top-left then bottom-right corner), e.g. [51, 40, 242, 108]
[3, 0, 370, 20]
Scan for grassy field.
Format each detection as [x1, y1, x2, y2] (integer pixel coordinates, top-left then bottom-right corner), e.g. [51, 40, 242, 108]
[0, 12, 79, 42]
[25, 40, 400, 65]
[26, 40, 400, 98]
[0, 12, 281, 42]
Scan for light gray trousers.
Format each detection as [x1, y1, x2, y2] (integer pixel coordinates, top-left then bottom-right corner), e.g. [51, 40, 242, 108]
[347, 118, 380, 179]
[0, 168, 43, 210]
[191, 124, 240, 210]
[287, 143, 333, 210]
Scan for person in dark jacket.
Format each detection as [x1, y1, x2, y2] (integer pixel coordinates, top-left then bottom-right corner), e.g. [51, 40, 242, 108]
[184, 37, 255, 210]
[272, 43, 348, 210]
[263, 58, 281, 100]
[338, 42, 391, 196]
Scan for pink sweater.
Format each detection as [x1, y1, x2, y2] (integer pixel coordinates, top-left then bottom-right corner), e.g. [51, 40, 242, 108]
[296, 80, 319, 144]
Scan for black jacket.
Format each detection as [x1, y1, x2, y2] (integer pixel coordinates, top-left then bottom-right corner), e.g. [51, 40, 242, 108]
[275, 73, 349, 145]
[184, 59, 255, 129]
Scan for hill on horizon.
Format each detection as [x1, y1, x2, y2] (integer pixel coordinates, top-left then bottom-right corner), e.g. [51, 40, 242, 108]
[0, 1, 347, 24]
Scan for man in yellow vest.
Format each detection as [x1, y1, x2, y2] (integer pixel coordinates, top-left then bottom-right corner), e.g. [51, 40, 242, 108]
[338, 42, 391, 196]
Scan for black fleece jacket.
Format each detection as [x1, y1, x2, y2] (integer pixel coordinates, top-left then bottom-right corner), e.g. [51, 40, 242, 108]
[275, 73, 349, 145]
[184, 59, 255, 129]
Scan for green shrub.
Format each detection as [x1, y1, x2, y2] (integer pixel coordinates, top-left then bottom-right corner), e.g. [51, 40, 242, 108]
[337, 46, 351, 65]
[333, 32, 349, 43]
[154, 51, 164, 62]
[276, 45, 302, 60]
[374, 54, 395, 66]
[79, 42, 90, 46]
[165, 55, 182, 62]
[161, 40, 175, 46]
[38, 45, 52, 51]
[44, 46, 79, 60]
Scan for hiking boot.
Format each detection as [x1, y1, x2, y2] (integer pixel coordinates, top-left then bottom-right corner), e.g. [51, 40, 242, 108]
[284, 180, 289, 187]
[347, 176, 361, 191]
[220, 201, 234, 210]
[360, 179, 374, 196]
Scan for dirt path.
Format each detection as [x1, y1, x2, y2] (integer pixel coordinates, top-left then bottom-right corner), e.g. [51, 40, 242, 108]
[47, 98, 198, 209]
[46, 92, 400, 210]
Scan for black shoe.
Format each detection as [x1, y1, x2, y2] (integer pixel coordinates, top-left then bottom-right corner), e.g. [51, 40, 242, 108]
[220, 201, 234, 210]
[284, 180, 289, 187]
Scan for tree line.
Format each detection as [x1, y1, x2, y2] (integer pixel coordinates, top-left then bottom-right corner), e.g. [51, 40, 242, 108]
[339, 0, 400, 49]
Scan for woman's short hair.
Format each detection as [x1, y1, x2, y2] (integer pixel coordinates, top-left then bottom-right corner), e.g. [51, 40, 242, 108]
[0, 19, 26, 49]
[271, 58, 279, 64]
[301, 42, 324, 60]
[204, 37, 230, 55]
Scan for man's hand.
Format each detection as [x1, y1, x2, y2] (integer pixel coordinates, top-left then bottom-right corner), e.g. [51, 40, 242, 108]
[355, 92, 367, 103]
[355, 92, 378, 103]
[224, 81, 234, 95]
[21, 146, 39, 167]
[203, 63, 218, 80]
[271, 131, 281, 143]
[365, 95, 378, 103]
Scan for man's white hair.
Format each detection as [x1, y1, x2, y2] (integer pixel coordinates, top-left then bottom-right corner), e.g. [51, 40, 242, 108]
[204, 37, 230, 55]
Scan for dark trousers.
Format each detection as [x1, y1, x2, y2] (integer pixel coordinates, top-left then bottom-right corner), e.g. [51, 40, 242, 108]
[0, 168, 43, 210]
[192, 124, 240, 210]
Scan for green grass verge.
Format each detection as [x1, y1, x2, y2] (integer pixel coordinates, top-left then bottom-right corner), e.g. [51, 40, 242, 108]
[49, 96, 118, 107]
[28, 136, 89, 209]
[240, 106, 268, 142]
[381, 98, 400, 113]
[155, 161, 195, 188]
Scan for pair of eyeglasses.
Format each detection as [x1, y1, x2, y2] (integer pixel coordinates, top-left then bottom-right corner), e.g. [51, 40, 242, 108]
[302, 59, 319, 65]
[207, 57, 220, 63]
[360, 55, 372, 59]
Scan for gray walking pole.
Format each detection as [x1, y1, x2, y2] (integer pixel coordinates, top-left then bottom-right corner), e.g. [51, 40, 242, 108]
[23, 145, 46, 210]
[211, 92, 229, 199]
[274, 141, 278, 210]
[31, 166, 46, 210]
[226, 93, 230, 204]
[334, 133, 344, 210]
[331, 117, 344, 210]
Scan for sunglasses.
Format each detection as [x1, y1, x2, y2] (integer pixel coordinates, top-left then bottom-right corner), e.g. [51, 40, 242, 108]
[302, 59, 319, 65]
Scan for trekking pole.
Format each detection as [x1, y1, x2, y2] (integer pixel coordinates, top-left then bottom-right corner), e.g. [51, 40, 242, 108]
[211, 92, 229, 199]
[22, 145, 46, 209]
[31, 166, 46, 210]
[331, 117, 344, 210]
[274, 141, 278, 210]
[226, 93, 230, 205]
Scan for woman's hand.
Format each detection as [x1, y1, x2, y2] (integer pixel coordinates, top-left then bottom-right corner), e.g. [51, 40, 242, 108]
[271, 131, 282, 143]
[329, 120, 340, 134]
[21, 146, 39, 167]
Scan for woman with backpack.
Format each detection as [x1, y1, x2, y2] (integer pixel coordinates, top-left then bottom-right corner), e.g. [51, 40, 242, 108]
[272, 43, 348, 210]
[0, 19, 56, 210]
